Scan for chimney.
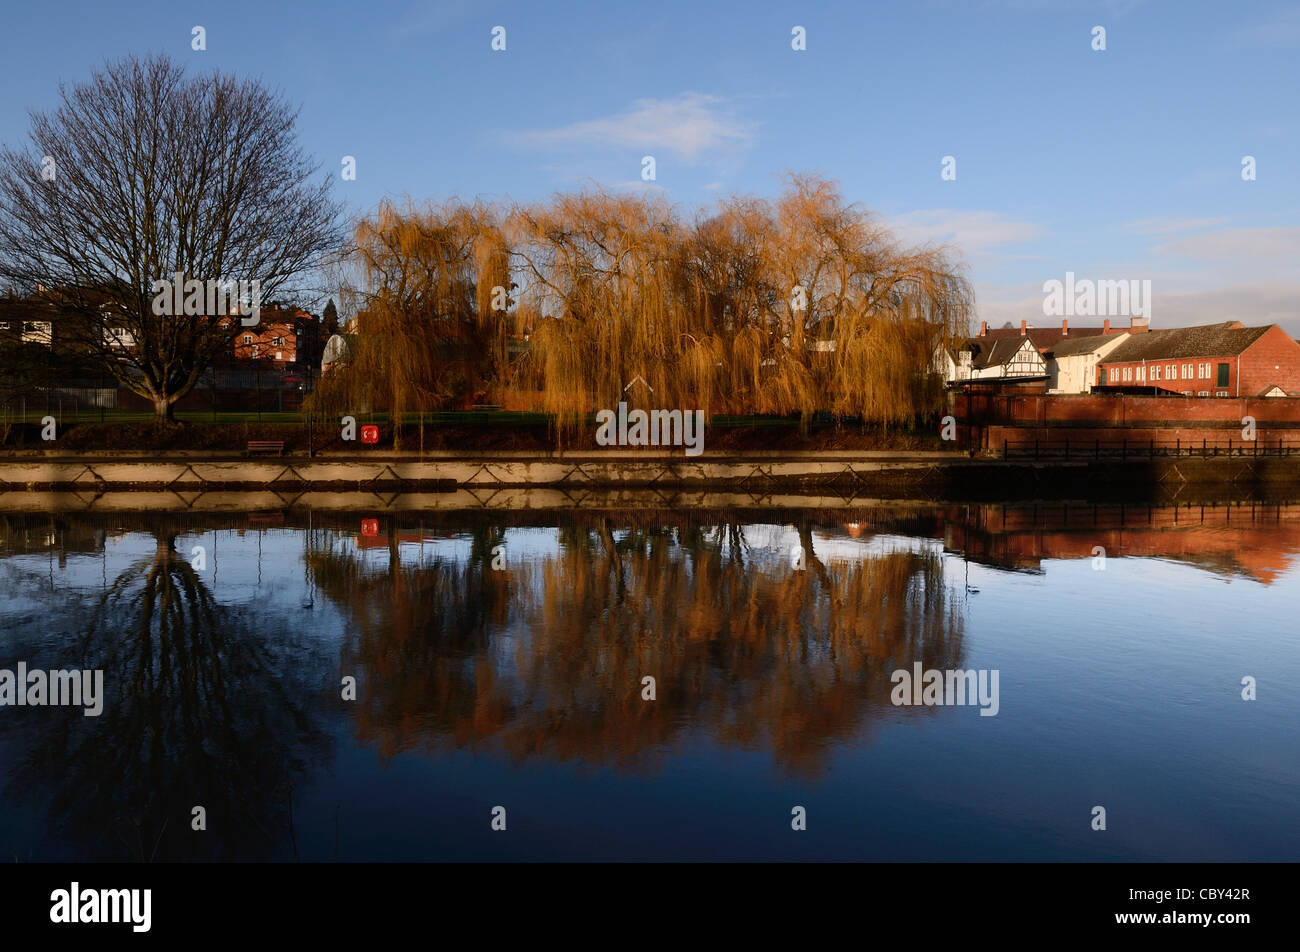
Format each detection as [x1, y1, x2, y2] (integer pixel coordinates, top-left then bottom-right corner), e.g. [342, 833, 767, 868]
[1130, 316, 1149, 334]
[979, 320, 987, 337]
[1103, 319, 1111, 333]
[1061, 319, 1068, 335]
[1020, 320, 1027, 336]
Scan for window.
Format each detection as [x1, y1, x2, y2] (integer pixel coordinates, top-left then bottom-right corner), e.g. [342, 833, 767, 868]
[21, 321, 52, 344]
[1099, 368, 1108, 385]
[1167, 364, 1176, 379]
[1137, 366, 1145, 381]
[251, 344, 259, 358]
[275, 351, 283, 360]
[1182, 390, 1192, 396]
[1123, 367, 1131, 382]
[243, 335, 253, 344]
[1216, 390, 1228, 397]
[1216, 363, 1230, 387]
[272, 336, 284, 347]
[0, 322, 8, 330]
[1152, 365, 1161, 380]
[1198, 391, 1210, 397]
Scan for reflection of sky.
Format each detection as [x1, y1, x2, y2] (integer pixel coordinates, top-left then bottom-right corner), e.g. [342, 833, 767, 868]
[2, 515, 1298, 861]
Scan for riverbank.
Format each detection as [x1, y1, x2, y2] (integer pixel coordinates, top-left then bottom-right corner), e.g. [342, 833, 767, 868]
[1, 449, 1297, 501]
[0, 417, 946, 453]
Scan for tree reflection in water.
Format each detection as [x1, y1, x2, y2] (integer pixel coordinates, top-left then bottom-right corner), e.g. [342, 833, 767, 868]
[310, 517, 965, 777]
[4, 531, 334, 861]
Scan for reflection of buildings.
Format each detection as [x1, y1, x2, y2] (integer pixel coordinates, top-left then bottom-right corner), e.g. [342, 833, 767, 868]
[931, 503, 1300, 584]
[0, 514, 106, 564]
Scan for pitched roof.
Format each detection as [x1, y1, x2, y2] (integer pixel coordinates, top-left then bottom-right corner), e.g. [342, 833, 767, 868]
[1102, 322, 1272, 363]
[978, 325, 1115, 353]
[969, 335, 1038, 370]
[1044, 333, 1128, 358]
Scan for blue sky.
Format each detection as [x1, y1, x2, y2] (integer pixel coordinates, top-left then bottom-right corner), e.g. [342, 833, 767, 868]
[1, 0, 1297, 331]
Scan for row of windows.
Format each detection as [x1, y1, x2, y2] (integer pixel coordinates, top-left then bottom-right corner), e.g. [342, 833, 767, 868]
[1104, 361, 1231, 387]
[242, 334, 288, 347]
[242, 345, 286, 360]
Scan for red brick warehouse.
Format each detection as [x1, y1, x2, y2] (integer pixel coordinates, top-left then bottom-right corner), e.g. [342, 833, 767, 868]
[1097, 322, 1300, 397]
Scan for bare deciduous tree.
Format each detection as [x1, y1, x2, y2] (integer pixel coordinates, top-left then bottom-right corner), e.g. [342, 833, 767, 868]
[0, 53, 345, 421]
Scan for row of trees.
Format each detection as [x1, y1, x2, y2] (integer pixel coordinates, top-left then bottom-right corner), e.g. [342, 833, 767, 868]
[0, 53, 972, 427]
[317, 179, 974, 437]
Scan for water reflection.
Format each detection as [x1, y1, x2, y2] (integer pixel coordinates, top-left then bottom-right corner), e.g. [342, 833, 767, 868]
[310, 518, 964, 775]
[1, 529, 333, 860]
[1, 501, 1298, 861]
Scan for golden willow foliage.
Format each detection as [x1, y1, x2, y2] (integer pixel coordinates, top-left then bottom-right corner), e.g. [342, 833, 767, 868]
[514, 174, 973, 432]
[309, 199, 512, 444]
[313, 175, 972, 438]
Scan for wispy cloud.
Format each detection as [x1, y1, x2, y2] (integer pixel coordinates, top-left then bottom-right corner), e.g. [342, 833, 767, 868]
[1124, 217, 1227, 237]
[1155, 226, 1300, 263]
[885, 209, 1042, 257]
[515, 93, 755, 163]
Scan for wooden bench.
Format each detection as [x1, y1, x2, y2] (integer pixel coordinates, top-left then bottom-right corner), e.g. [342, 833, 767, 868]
[246, 440, 285, 457]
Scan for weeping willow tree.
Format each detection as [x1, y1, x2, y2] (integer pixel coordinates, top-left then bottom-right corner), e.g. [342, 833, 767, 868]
[308, 199, 512, 446]
[509, 190, 710, 429]
[511, 173, 973, 437]
[316, 174, 972, 446]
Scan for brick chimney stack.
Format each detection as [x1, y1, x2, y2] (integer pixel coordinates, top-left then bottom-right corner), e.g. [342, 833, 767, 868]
[1061, 319, 1068, 335]
[1130, 316, 1150, 334]
[1103, 319, 1111, 333]
[1020, 320, 1027, 335]
[979, 320, 987, 336]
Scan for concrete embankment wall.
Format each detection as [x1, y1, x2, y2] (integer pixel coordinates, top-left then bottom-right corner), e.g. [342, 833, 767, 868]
[1, 450, 1298, 504]
[0, 452, 959, 495]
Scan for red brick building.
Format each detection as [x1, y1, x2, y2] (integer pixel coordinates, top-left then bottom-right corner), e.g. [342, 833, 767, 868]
[1097, 321, 1300, 397]
[221, 306, 319, 369]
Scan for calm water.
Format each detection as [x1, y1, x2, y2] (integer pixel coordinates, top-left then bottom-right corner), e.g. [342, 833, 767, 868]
[1, 502, 1297, 861]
